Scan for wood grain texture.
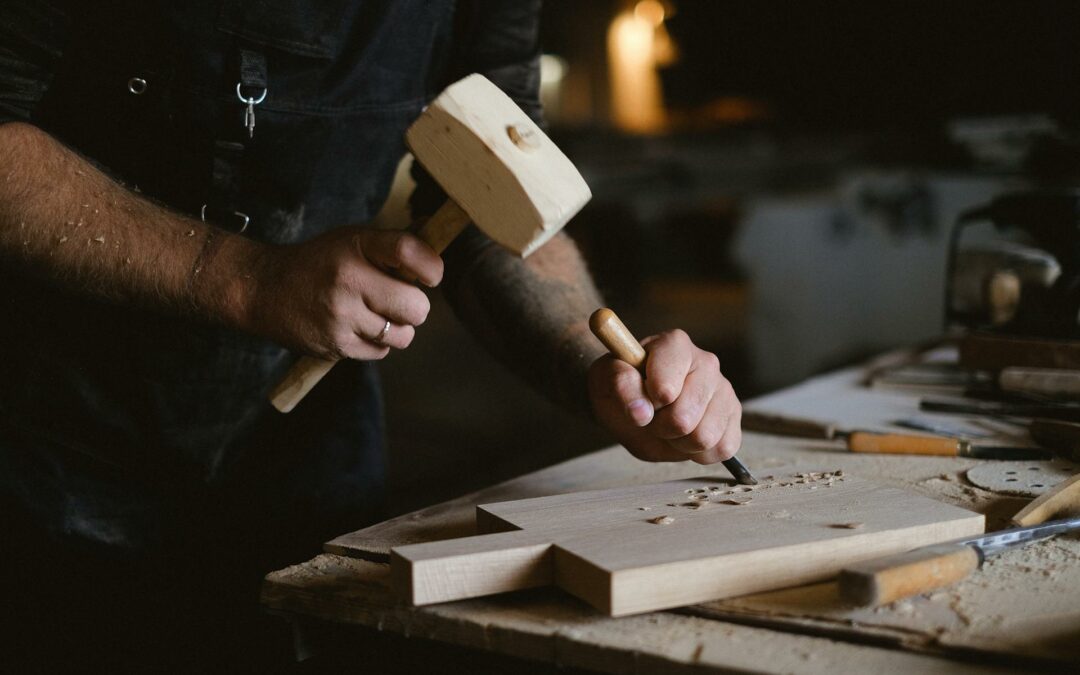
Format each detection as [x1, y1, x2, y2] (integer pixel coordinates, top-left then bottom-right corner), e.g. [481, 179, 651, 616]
[391, 473, 983, 616]
[405, 73, 591, 257]
[848, 432, 960, 456]
[838, 544, 981, 606]
[312, 358, 1080, 666]
[413, 199, 471, 256]
[1011, 473, 1080, 526]
[263, 554, 1019, 675]
[589, 308, 646, 368]
[268, 356, 335, 413]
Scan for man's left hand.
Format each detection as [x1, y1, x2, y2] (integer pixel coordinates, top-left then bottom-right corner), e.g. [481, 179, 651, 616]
[586, 330, 742, 464]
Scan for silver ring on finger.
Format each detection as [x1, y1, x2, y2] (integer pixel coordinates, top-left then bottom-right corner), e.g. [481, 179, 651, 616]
[373, 319, 392, 346]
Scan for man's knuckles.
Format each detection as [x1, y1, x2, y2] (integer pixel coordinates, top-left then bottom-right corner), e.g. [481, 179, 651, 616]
[648, 380, 681, 407]
[671, 423, 723, 454]
[610, 367, 646, 403]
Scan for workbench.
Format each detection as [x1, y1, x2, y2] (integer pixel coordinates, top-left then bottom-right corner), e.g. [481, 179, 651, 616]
[261, 354, 1079, 673]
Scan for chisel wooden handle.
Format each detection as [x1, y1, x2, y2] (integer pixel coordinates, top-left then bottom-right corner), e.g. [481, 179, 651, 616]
[589, 308, 757, 485]
[847, 431, 961, 456]
[838, 544, 981, 606]
[269, 200, 470, 413]
[1011, 473, 1080, 527]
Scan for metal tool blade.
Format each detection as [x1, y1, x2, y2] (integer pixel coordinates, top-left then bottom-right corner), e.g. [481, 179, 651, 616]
[893, 417, 992, 439]
[957, 515, 1080, 557]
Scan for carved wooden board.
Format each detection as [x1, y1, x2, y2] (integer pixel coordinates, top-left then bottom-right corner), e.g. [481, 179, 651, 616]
[390, 471, 984, 616]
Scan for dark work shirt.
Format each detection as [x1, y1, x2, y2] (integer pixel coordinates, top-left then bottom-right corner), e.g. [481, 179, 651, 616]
[0, 0, 543, 558]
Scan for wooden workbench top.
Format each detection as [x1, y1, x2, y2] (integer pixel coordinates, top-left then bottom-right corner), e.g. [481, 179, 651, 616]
[262, 364, 1079, 673]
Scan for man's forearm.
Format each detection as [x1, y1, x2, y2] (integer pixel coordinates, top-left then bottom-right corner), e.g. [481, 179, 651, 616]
[0, 122, 264, 328]
[443, 230, 607, 416]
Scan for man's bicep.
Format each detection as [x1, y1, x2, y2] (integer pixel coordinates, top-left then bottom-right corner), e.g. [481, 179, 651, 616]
[0, 0, 71, 124]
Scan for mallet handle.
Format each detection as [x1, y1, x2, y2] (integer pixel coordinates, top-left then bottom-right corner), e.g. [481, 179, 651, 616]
[269, 200, 471, 413]
[588, 308, 757, 486]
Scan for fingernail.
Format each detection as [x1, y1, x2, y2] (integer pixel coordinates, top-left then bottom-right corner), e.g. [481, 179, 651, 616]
[628, 399, 654, 426]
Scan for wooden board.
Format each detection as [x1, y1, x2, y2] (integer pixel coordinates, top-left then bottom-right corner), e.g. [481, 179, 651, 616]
[263, 555, 1027, 675]
[391, 471, 983, 617]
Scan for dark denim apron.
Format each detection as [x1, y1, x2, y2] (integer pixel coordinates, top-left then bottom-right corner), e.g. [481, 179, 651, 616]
[0, 0, 456, 562]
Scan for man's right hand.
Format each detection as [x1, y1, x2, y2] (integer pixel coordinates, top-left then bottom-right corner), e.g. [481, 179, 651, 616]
[248, 228, 444, 361]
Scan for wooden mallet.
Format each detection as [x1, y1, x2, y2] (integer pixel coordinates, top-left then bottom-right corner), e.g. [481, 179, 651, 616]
[270, 74, 592, 412]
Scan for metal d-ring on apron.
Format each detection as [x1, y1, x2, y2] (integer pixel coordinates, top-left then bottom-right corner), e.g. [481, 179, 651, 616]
[200, 203, 249, 233]
[200, 49, 267, 234]
[235, 82, 266, 139]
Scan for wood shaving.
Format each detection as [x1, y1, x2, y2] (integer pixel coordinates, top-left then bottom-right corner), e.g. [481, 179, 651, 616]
[648, 516, 675, 525]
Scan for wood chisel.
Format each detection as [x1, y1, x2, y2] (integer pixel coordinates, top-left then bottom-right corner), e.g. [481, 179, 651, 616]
[892, 417, 992, 439]
[741, 411, 836, 439]
[999, 367, 1080, 400]
[842, 430, 1053, 460]
[841, 473, 1080, 606]
[740, 410, 1046, 459]
[839, 514, 1080, 606]
[589, 308, 758, 485]
[921, 398, 1080, 422]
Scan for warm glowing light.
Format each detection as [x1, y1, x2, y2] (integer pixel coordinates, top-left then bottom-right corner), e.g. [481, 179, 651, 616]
[634, 0, 665, 27]
[607, 2, 678, 134]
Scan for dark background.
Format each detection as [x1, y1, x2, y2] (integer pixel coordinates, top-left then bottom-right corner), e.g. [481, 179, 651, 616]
[379, 0, 1080, 515]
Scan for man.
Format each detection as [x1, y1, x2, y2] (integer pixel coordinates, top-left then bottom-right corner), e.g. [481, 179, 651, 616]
[0, 0, 741, 667]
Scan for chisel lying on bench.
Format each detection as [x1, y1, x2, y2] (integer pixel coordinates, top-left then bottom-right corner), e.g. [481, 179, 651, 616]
[840, 473, 1080, 606]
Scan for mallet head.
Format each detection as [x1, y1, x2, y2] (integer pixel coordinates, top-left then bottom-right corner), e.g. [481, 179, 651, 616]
[406, 74, 591, 257]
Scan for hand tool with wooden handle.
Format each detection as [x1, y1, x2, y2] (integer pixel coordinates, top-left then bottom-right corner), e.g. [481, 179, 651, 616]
[1011, 473, 1080, 526]
[844, 431, 1052, 460]
[920, 398, 1080, 422]
[269, 74, 592, 412]
[1000, 367, 1080, 400]
[840, 473, 1080, 606]
[737, 412, 1041, 459]
[589, 308, 757, 486]
[741, 411, 837, 439]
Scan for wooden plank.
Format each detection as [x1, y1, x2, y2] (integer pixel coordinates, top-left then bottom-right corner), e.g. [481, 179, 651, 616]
[262, 554, 1027, 674]
[313, 361, 1078, 664]
[391, 473, 983, 616]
